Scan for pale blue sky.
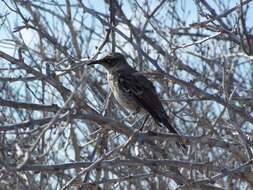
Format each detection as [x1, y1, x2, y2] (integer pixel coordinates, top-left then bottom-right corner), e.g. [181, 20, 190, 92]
[1, 0, 252, 54]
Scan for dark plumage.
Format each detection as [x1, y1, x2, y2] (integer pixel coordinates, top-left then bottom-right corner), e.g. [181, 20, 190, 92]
[88, 53, 185, 150]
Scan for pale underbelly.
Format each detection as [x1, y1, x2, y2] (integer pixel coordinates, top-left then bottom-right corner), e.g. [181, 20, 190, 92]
[108, 74, 142, 112]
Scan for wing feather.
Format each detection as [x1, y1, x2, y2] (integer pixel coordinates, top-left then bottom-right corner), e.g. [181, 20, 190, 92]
[118, 71, 177, 134]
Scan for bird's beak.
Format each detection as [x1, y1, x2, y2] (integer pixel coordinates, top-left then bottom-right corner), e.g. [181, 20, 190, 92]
[88, 54, 117, 65]
[87, 56, 110, 66]
[87, 59, 103, 65]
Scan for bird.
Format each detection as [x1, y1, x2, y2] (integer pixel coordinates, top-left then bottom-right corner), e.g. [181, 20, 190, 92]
[88, 53, 183, 136]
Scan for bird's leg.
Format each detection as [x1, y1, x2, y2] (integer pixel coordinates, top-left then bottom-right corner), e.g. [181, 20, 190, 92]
[139, 114, 150, 131]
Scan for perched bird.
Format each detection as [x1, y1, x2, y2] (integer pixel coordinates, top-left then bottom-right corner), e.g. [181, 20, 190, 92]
[88, 52, 182, 136]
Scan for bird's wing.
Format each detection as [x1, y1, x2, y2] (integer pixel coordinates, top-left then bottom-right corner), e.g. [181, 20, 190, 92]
[117, 70, 178, 134]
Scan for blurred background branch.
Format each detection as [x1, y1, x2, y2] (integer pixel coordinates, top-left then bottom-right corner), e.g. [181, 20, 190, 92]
[0, 0, 253, 189]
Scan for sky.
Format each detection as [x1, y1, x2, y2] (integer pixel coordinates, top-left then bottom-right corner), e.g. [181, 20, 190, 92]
[1, 0, 252, 53]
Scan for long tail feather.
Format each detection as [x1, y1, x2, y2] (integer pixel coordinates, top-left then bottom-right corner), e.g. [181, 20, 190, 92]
[159, 119, 187, 153]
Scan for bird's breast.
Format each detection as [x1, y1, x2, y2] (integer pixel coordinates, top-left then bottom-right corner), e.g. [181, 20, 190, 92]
[107, 72, 142, 112]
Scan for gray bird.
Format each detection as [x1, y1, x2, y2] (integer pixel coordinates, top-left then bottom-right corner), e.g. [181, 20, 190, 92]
[88, 52, 181, 135]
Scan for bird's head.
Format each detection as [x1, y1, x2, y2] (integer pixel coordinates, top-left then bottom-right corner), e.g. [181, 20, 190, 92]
[88, 52, 127, 71]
